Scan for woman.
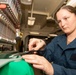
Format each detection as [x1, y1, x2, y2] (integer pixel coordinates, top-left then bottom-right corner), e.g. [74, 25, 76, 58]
[22, 5, 76, 75]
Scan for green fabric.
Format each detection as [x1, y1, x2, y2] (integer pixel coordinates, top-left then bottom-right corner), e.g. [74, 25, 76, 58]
[0, 59, 34, 75]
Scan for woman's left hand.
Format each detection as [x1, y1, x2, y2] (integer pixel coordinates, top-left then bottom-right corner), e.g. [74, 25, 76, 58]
[22, 54, 54, 75]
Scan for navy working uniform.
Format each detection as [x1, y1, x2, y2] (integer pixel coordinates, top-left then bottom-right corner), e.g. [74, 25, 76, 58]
[40, 34, 76, 75]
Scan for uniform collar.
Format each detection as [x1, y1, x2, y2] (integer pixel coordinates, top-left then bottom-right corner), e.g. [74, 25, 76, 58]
[57, 34, 76, 50]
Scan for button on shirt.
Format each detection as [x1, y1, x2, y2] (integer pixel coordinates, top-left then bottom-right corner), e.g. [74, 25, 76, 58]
[41, 34, 76, 75]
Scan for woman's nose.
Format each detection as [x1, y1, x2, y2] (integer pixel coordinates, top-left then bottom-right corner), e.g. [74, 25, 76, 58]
[61, 20, 66, 27]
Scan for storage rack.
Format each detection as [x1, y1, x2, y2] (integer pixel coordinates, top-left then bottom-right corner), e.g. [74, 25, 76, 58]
[0, 0, 22, 28]
[0, 0, 22, 47]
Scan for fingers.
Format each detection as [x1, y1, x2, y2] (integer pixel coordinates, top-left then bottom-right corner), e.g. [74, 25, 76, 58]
[22, 54, 54, 75]
[28, 38, 46, 50]
[33, 64, 44, 70]
[22, 54, 40, 64]
[22, 54, 44, 70]
[28, 38, 36, 50]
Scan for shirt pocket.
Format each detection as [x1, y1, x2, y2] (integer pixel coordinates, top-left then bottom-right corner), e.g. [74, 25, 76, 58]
[69, 54, 76, 68]
[70, 53, 76, 61]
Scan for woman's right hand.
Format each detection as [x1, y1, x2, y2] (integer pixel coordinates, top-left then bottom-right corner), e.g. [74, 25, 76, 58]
[28, 38, 46, 51]
[22, 54, 54, 75]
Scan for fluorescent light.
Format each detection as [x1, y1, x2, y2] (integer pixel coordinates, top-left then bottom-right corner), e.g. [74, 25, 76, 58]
[21, 0, 32, 5]
[0, 36, 2, 39]
[46, 16, 54, 20]
[28, 17, 35, 26]
[49, 34, 57, 37]
[29, 32, 39, 35]
[66, 0, 76, 7]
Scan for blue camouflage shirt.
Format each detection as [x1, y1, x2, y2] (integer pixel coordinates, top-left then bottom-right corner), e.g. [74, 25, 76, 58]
[41, 34, 76, 75]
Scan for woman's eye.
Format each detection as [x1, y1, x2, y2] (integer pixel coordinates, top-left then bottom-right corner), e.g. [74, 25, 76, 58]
[64, 18, 67, 20]
[57, 17, 70, 24]
[64, 17, 69, 20]
[57, 20, 61, 24]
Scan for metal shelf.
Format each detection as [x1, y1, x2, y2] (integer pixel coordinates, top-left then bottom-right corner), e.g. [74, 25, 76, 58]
[0, 0, 22, 28]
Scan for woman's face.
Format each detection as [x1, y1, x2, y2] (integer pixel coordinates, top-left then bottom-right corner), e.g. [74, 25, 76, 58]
[56, 9, 76, 34]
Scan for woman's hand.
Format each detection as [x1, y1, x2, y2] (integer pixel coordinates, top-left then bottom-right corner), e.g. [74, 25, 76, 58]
[28, 38, 46, 51]
[22, 54, 54, 75]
